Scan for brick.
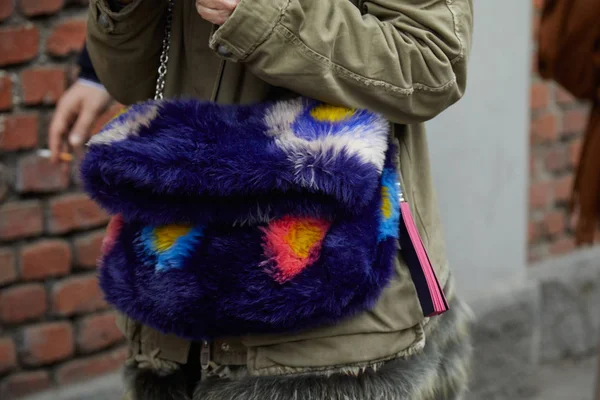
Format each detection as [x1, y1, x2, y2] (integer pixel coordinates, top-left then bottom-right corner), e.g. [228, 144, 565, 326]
[0, 113, 39, 151]
[569, 138, 583, 168]
[0, 248, 17, 286]
[543, 211, 566, 236]
[20, 240, 72, 280]
[21, 67, 66, 105]
[0, 201, 43, 241]
[19, 0, 65, 16]
[530, 83, 549, 110]
[563, 109, 589, 135]
[0, 337, 17, 374]
[528, 221, 541, 244]
[22, 322, 74, 366]
[549, 235, 576, 256]
[52, 274, 107, 316]
[0, 371, 52, 399]
[46, 19, 86, 57]
[0, 284, 47, 323]
[56, 346, 127, 385]
[48, 194, 109, 234]
[553, 175, 574, 203]
[0, 25, 40, 66]
[532, 14, 540, 41]
[0, 163, 8, 203]
[0, 73, 12, 110]
[16, 154, 69, 193]
[74, 230, 105, 268]
[529, 181, 551, 210]
[543, 148, 568, 173]
[530, 113, 557, 143]
[529, 156, 537, 178]
[531, 52, 539, 75]
[77, 312, 123, 353]
[0, 1, 14, 21]
[555, 86, 576, 106]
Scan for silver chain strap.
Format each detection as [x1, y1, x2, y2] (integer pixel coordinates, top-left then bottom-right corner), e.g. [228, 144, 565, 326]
[155, 0, 175, 100]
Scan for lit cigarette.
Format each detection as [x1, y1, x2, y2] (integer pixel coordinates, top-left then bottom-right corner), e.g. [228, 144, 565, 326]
[37, 149, 73, 162]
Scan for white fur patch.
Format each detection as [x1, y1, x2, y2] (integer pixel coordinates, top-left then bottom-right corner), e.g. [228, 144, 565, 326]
[264, 98, 305, 137]
[87, 104, 160, 146]
[264, 99, 389, 183]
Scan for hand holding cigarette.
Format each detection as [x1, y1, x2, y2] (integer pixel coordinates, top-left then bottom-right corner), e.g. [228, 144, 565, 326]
[37, 149, 73, 163]
[48, 80, 111, 164]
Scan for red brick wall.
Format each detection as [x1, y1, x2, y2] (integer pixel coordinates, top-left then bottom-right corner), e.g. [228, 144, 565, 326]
[528, 0, 592, 262]
[0, 2, 125, 399]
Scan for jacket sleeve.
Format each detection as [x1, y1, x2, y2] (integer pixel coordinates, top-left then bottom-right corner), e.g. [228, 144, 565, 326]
[77, 42, 101, 84]
[210, 0, 474, 124]
[86, 0, 167, 104]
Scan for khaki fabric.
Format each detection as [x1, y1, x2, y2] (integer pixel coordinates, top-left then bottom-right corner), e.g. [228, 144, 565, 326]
[87, 0, 473, 376]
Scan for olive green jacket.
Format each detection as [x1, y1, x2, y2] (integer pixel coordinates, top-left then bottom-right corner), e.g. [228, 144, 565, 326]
[87, 0, 473, 377]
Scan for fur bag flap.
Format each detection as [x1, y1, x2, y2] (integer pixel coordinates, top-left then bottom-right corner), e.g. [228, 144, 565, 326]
[82, 98, 390, 226]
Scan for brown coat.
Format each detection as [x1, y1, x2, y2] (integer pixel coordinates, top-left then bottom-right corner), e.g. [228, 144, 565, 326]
[538, 0, 600, 245]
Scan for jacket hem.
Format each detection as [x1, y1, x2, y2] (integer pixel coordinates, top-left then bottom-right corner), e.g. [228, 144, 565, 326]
[247, 322, 427, 377]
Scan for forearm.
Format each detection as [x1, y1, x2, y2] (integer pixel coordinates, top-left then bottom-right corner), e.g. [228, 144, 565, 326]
[211, 0, 473, 124]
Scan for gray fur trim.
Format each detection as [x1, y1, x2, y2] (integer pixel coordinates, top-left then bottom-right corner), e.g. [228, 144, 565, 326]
[194, 299, 473, 400]
[124, 364, 191, 400]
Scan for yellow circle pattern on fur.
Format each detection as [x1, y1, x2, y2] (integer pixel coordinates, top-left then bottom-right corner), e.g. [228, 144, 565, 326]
[153, 225, 193, 252]
[381, 187, 393, 219]
[285, 220, 328, 259]
[310, 104, 356, 122]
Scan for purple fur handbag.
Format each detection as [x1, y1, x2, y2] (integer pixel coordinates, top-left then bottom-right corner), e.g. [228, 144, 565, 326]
[81, 97, 401, 340]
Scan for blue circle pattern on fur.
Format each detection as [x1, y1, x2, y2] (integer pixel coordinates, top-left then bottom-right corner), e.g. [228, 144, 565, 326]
[138, 225, 204, 272]
[378, 168, 401, 242]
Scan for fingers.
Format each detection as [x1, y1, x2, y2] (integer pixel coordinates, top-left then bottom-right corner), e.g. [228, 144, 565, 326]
[48, 99, 78, 164]
[48, 81, 112, 165]
[195, 5, 230, 25]
[196, 0, 239, 25]
[69, 109, 96, 149]
[197, 0, 238, 11]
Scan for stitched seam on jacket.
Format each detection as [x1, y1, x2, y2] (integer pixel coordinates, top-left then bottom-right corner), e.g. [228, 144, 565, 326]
[446, 0, 466, 65]
[276, 25, 458, 96]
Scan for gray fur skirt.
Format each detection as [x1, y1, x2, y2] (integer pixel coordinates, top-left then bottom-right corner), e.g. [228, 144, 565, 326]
[125, 299, 473, 400]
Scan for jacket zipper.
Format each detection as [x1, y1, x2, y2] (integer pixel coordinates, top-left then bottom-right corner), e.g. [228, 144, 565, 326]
[210, 24, 226, 103]
[201, 26, 226, 374]
[210, 59, 226, 102]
